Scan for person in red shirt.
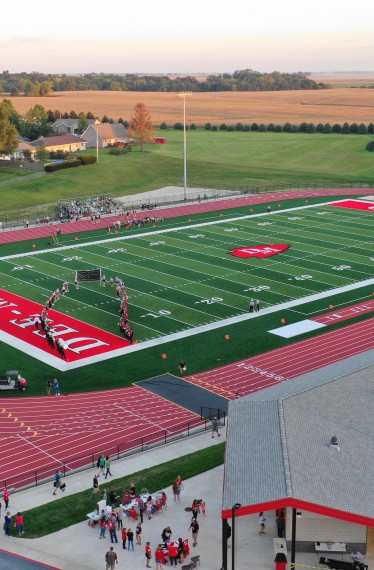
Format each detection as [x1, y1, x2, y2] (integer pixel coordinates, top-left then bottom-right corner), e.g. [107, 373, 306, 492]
[15, 512, 24, 536]
[121, 527, 127, 549]
[145, 542, 152, 568]
[3, 488, 10, 509]
[168, 542, 178, 566]
[155, 546, 166, 569]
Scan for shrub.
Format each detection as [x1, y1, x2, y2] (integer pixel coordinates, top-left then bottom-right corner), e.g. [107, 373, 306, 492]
[251, 122, 258, 131]
[316, 123, 324, 133]
[219, 123, 227, 130]
[204, 122, 212, 130]
[174, 122, 183, 130]
[358, 123, 367, 134]
[305, 123, 316, 133]
[366, 140, 374, 151]
[282, 122, 291, 132]
[323, 123, 332, 133]
[160, 122, 168, 129]
[299, 122, 307, 132]
[243, 125, 250, 132]
[332, 124, 342, 133]
[78, 154, 97, 165]
[258, 124, 266, 132]
[368, 123, 374, 134]
[45, 159, 80, 173]
[342, 122, 350, 134]
[350, 123, 358, 134]
[227, 125, 235, 131]
[211, 125, 217, 131]
[275, 125, 282, 132]
[235, 122, 244, 131]
[267, 123, 275, 132]
[190, 123, 196, 130]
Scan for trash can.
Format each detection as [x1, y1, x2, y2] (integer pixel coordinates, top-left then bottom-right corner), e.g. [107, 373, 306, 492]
[274, 552, 287, 570]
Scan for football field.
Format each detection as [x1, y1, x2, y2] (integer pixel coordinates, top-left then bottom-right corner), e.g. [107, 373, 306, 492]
[0, 198, 373, 347]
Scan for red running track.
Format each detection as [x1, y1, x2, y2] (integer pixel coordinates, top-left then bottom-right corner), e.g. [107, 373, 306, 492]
[185, 318, 374, 399]
[0, 187, 372, 244]
[0, 387, 203, 489]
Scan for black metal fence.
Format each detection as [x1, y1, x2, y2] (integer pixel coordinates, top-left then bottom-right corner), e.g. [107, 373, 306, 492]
[0, 416, 212, 494]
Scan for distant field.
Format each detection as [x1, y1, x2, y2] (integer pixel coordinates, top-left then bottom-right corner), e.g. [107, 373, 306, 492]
[1, 131, 374, 217]
[7, 88, 374, 125]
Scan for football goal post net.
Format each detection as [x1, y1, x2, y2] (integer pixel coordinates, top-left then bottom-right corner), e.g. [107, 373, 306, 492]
[75, 268, 102, 282]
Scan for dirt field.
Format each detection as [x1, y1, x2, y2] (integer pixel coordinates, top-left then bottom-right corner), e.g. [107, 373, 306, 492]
[7, 88, 374, 125]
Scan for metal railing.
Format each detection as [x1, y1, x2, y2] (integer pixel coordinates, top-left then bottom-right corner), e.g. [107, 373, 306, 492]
[0, 415, 214, 494]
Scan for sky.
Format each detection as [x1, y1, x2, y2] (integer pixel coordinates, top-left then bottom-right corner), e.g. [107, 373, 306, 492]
[1, 0, 373, 74]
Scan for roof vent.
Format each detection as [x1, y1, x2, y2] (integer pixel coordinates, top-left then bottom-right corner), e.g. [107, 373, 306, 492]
[330, 436, 340, 451]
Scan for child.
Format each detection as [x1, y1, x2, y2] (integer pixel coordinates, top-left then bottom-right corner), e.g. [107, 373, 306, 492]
[200, 501, 206, 517]
[136, 522, 142, 545]
[145, 542, 152, 568]
[121, 527, 127, 549]
[259, 512, 266, 535]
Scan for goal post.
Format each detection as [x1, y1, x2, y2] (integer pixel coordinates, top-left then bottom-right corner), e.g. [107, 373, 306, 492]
[75, 269, 102, 283]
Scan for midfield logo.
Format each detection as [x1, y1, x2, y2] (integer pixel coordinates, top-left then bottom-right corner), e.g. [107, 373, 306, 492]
[229, 244, 290, 259]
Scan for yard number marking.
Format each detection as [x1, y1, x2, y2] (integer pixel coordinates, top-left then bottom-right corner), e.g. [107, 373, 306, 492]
[244, 285, 270, 292]
[189, 234, 205, 239]
[11, 265, 34, 271]
[62, 256, 82, 262]
[194, 297, 223, 305]
[332, 265, 351, 271]
[108, 248, 127, 253]
[149, 241, 165, 246]
[140, 310, 171, 319]
[224, 228, 238, 232]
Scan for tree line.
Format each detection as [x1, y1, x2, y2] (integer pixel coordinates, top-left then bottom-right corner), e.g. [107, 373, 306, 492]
[0, 69, 325, 95]
[166, 121, 374, 134]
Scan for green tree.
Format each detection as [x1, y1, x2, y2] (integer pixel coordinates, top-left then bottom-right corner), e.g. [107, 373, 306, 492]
[332, 124, 342, 133]
[77, 113, 88, 135]
[21, 104, 51, 140]
[357, 123, 367, 134]
[349, 123, 358, 134]
[342, 122, 350, 134]
[128, 102, 155, 152]
[368, 123, 374, 134]
[366, 140, 374, 151]
[160, 122, 168, 129]
[0, 100, 18, 154]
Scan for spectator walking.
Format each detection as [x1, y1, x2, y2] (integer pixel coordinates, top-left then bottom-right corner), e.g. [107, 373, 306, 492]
[127, 527, 134, 550]
[255, 299, 260, 312]
[4, 511, 12, 536]
[105, 546, 118, 569]
[121, 527, 127, 549]
[189, 518, 199, 547]
[117, 507, 124, 530]
[267, 205, 271, 213]
[90, 475, 100, 498]
[97, 454, 106, 477]
[249, 299, 254, 313]
[178, 360, 186, 375]
[173, 475, 183, 503]
[108, 520, 118, 544]
[211, 417, 221, 438]
[53, 470, 62, 496]
[145, 542, 152, 568]
[15, 512, 25, 536]
[136, 522, 142, 544]
[53, 378, 60, 396]
[104, 456, 112, 479]
[99, 515, 107, 539]
[47, 378, 52, 396]
[3, 487, 10, 509]
[259, 512, 266, 535]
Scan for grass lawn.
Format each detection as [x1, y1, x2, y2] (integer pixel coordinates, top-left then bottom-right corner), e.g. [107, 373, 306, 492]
[16, 443, 225, 538]
[0, 131, 373, 216]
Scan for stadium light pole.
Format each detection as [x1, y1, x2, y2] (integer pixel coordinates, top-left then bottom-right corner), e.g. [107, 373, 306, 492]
[178, 92, 192, 201]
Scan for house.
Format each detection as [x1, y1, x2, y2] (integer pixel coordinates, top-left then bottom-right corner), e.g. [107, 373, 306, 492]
[30, 135, 87, 153]
[221, 362, 374, 569]
[13, 141, 37, 160]
[81, 123, 130, 148]
[51, 118, 100, 135]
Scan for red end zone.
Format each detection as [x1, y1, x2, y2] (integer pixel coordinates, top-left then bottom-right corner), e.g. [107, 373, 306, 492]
[0, 289, 131, 368]
[329, 199, 374, 212]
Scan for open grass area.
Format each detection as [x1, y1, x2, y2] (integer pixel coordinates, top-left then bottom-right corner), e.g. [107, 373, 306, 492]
[0, 131, 373, 217]
[16, 443, 225, 538]
[0, 196, 373, 396]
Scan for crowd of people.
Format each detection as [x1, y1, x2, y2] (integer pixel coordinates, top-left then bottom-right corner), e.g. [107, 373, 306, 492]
[59, 195, 121, 220]
[87, 474, 205, 569]
[34, 281, 70, 360]
[107, 213, 164, 234]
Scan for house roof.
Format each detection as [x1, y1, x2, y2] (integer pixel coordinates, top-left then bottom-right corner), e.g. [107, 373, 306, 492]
[82, 123, 127, 140]
[222, 360, 374, 527]
[52, 119, 79, 127]
[17, 141, 36, 152]
[30, 135, 86, 148]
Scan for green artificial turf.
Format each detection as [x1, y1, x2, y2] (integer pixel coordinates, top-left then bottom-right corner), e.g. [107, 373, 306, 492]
[16, 443, 225, 538]
[0, 195, 373, 397]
